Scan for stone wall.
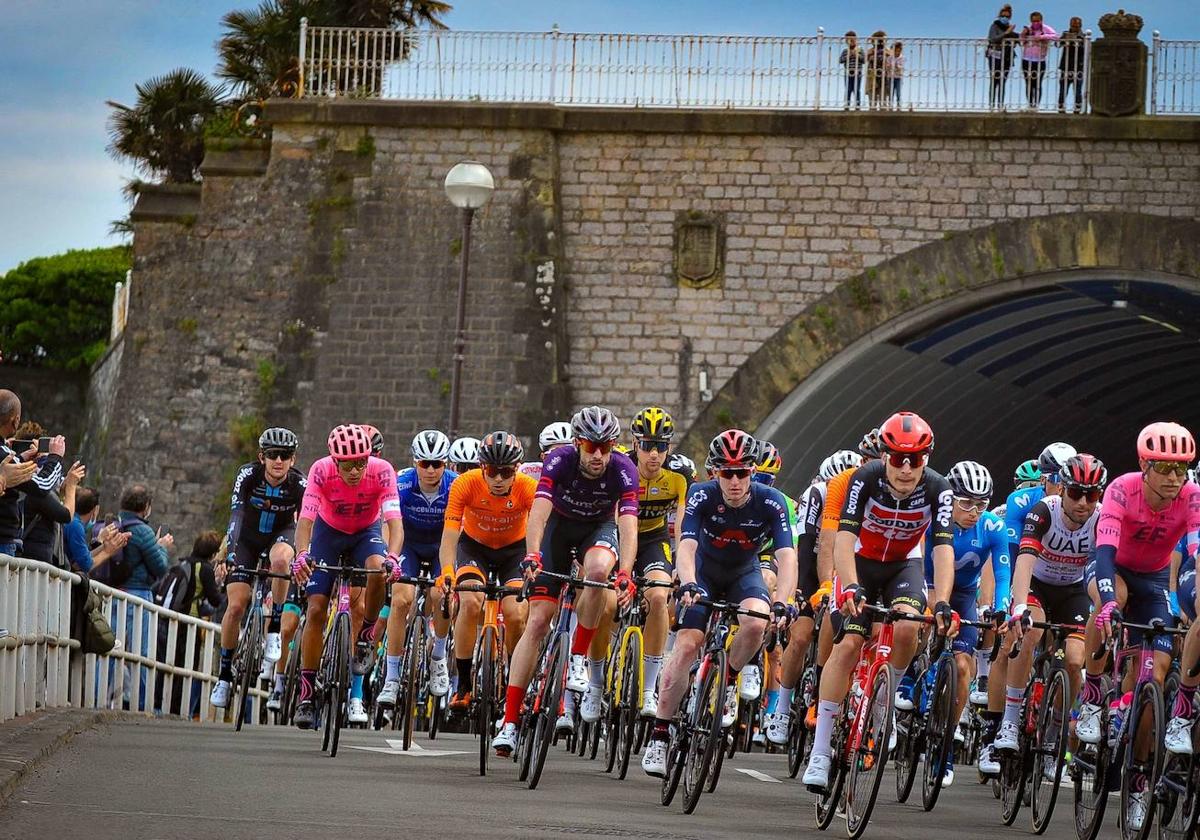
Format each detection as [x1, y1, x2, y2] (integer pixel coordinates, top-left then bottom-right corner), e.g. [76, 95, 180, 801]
[0, 365, 88, 450]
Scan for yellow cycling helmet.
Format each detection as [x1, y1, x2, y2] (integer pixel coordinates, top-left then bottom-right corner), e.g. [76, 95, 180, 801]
[756, 440, 783, 475]
[631, 406, 675, 441]
[613, 443, 633, 456]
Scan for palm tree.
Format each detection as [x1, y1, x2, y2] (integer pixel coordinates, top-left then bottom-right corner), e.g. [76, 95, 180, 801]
[106, 68, 224, 183]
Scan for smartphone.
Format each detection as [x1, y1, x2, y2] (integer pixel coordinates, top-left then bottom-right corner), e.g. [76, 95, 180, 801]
[10, 439, 34, 452]
[37, 436, 51, 454]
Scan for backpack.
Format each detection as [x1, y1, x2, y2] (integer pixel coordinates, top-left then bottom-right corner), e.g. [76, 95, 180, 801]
[91, 516, 139, 588]
[82, 585, 116, 655]
[153, 558, 196, 613]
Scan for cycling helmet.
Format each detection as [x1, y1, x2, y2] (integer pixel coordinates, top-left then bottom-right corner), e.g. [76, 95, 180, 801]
[478, 431, 524, 467]
[755, 441, 783, 476]
[1190, 468, 1198, 485]
[707, 429, 758, 469]
[819, 450, 863, 483]
[666, 453, 697, 482]
[538, 421, 574, 452]
[614, 443, 632, 456]
[879, 411, 934, 454]
[1136, 421, 1196, 463]
[571, 405, 621, 443]
[630, 406, 675, 441]
[948, 460, 993, 498]
[411, 429, 451, 462]
[1037, 442, 1077, 477]
[327, 424, 371, 461]
[1013, 459, 1041, 487]
[1060, 453, 1108, 489]
[359, 424, 385, 456]
[858, 428, 882, 459]
[448, 436, 481, 466]
[258, 427, 298, 451]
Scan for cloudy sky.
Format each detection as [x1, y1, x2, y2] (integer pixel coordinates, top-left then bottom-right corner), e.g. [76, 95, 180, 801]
[2, 0, 1193, 273]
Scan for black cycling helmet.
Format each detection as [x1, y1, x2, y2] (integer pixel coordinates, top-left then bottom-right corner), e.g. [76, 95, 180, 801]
[571, 405, 621, 443]
[478, 430, 524, 467]
[258, 427, 298, 451]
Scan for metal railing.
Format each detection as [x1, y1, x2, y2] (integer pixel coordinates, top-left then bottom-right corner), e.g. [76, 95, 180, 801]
[0, 554, 268, 725]
[300, 23, 1105, 113]
[1151, 34, 1200, 115]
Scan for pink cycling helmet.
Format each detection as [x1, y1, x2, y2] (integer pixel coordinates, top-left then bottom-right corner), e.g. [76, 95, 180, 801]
[327, 424, 372, 461]
[1136, 421, 1196, 463]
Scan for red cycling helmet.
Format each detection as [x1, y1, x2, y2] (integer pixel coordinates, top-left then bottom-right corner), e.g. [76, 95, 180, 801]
[878, 411, 934, 454]
[327, 424, 372, 461]
[1137, 422, 1195, 463]
[708, 429, 758, 469]
[1060, 453, 1107, 489]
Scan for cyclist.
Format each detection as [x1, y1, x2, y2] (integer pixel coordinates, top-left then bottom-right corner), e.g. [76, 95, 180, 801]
[491, 406, 639, 756]
[443, 431, 537, 710]
[989, 454, 1105, 763]
[376, 430, 456, 711]
[449, 437, 481, 475]
[628, 406, 688, 716]
[641, 429, 797, 777]
[360, 424, 386, 458]
[290, 424, 403, 728]
[992, 459, 1041, 521]
[1168, 535, 1198, 753]
[520, 421, 573, 480]
[803, 411, 957, 791]
[211, 427, 305, 709]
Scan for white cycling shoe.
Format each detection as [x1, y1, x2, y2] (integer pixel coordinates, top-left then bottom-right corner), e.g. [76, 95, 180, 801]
[640, 689, 658, 718]
[567, 654, 590, 693]
[1075, 703, 1102, 744]
[429, 657, 450, 697]
[803, 753, 832, 790]
[210, 679, 231, 709]
[722, 685, 738, 728]
[264, 632, 282, 663]
[581, 685, 603, 723]
[1127, 790, 1148, 832]
[739, 664, 762, 701]
[764, 711, 790, 745]
[994, 720, 1020, 752]
[642, 738, 668, 777]
[347, 697, 369, 724]
[978, 743, 1000, 775]
[1165, 715, 1194, 755]
[493, 722, 518, 755]
[377, 679, 400, 708]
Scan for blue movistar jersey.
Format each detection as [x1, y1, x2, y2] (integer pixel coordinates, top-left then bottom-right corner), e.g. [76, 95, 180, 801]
[680, 480, 793, 568]
[1004, 485, 1045, 557]
[396, 468, 455, 547]
[924, 511, 1011, 610]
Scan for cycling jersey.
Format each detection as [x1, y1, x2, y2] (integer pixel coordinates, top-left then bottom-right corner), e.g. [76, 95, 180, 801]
[794, 482, 825, 602]
[991, 503, 1007, 519]
[395, 467, 455, 546]
[680, 480, 793, 567]
[1018, 495, 1100, 585]
[300, 456, 401, 533]
[444, 470, 538, 548]
[536, 446, 639, 522]
[1004, 484, 1045, 557]
[518, 461, 542, 480]
[636, 467, 688, 536]
[226, 461, 306, 564]
[820, 468, 855, 533]
[1093, 472, 1200, 605]
[839, 461, 953, 562]
[924, 509, 1011, 609]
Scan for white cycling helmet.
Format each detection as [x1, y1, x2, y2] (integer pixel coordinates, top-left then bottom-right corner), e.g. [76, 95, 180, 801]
[448, 436, 481, 467]
[818, 449, 863, 482]
[411, 429, 451, 462]
[1038, 442, 1077, 477]
[948, 460, 994, 499]
[538, 421, 573, 452]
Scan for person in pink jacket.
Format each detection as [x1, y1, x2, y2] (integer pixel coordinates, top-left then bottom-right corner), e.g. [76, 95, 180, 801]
[1019, 11, 1058, 109]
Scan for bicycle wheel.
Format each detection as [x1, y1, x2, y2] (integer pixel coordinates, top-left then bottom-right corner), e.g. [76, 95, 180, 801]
[1000, 742, 1029, 825]
[1073, 732, 1112, 840]
[528, 639, 566, 790]
[280, 619, 303, 725]
[661, 724, 686, 806]
[400, 615, 424, 750]
[1121, 680, 1164, 840]
[586, 709, 602, 760]
[815, 708, 848, 832]
[1157, 722, 1200, 840]
[922, 655, 958, 811]
[328, 612, 351, 758]
[476, 628, 496, 776]
[234, 610, 262, 732]
[616, 630, 642, 780]
[706, 720, 727, 793]
[1031, 668, 1070, 834]
[787, 681, 811, 779]
[894, 708, 921, 803]
[845, 664, 894, 840]
[682, 652, 725, 814]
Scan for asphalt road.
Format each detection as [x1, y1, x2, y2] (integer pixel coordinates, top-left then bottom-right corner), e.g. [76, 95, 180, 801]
[0, 717, 1082, 840]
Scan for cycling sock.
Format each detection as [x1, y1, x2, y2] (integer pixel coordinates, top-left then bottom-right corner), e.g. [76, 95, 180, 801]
[299, 669, 316, 702]
[1002, 685, 1023, 727]
[350, 674, 364, 701]
[1172, 683, 1197, 718]
[456, 657, 473, 691]
[643, 654, 663, 692]
[571, 624, 597, 656]
[431, 635, 447, 660]
[274, 674, 285, 693]
[268, 604, 283, 633]
[1081, 672, 1104, 705]
[219, 648, 234, 681]
[358, 624, 375, 644]
[812, 700, 839, 757]
[665, 630, 677, 654]
[975, 648, 991, 680]
[588, 658, 606, 688]
[385, 655, 402, 682]
[504, 685, 524, 725]
[765, 689, 781, 714]
[651, 718, 671, 741]
[562, 689, 577, 716]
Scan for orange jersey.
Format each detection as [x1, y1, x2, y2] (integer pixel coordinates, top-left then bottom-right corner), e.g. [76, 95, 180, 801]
[821, 468, 856, 532]
[445, 470, 537, 548]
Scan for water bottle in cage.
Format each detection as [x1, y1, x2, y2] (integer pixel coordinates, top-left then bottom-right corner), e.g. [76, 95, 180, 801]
[1107, 691, 1131, 747]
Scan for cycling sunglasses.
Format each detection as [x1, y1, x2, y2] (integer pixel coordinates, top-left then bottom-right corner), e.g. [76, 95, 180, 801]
[417, 460, 445, 470]
[717, 468, 753, 480]
[885, 450, 929, 468]
[636, 439, 670, 453]
[576, 439, 614, 455]
[1064, 485, 1102, 502]
[953, 496, 990, 512]
[1147, 460, 1189, 477]
[338, 458, 368, 472]
[483, 464, 517, 479]
[452, 462, 477, 474]
[262, 449, 294, 461]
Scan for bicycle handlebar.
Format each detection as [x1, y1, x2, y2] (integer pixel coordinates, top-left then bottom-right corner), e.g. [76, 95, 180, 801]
[689, 596, 771, 622]
[241, 569, 293, 581]
[454, 582, 524, 597]
[1006, 619, 1086, 660]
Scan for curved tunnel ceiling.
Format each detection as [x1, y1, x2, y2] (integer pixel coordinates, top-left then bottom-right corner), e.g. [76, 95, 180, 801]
[765, 278, 1200, 494]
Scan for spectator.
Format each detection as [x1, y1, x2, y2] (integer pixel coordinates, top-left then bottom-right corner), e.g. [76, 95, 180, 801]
[839, 31, 864, 110]
[154, 530, 224, 716]
[20, 457, 85, 569]
[886, 41, 905, 109]
[0, 390, 63, 556]
[1057, 16, 1085, 113]
[1020, 11, 1058, 110]
[865, 31, 889, 110]
[986, 4, 1019, 110]
[63, 487, 131, 573]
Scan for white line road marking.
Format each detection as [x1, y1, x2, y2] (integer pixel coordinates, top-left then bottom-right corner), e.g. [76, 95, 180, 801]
[736, 768, 782, 783]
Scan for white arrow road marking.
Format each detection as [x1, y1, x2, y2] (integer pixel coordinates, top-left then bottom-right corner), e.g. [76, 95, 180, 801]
[348, 737, 468, 757]
[736, 768, 782, 783]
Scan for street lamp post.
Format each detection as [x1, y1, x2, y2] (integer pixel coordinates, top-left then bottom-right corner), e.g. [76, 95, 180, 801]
[443, 161, 495, 439]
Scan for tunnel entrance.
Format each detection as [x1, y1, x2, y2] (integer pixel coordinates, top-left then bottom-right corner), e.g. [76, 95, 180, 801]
[759, 276, 1200, 491]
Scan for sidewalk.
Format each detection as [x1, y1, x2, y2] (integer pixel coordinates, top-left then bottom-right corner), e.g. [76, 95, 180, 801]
[0, 708, 109, 807]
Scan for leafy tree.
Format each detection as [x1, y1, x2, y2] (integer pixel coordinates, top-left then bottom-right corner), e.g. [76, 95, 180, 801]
[106, 68, 224, 184]
[0, 247, 132, 370]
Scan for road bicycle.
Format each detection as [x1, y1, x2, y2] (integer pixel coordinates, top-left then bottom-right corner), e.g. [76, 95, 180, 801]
[1156, 645, 1200, 840]
[230, 565, 291, 731]
[786, 595, 829, 778]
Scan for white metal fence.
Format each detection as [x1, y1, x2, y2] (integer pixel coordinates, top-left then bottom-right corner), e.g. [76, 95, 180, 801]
[1152, 34, 1200, 115]
[0, 554, 267, 725]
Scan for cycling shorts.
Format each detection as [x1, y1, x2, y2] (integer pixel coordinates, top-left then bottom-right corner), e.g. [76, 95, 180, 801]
[305, 516, 386, 598]
[758, 553, 778, 577]
[795, 555, 819, 617]
[227, 525, 297, 586]
[398, 542, 439, 579]
[1180, 565, 1196, 622]
[950, 589, 978, 656]
[679, 555, 770, 631]
[529, 515, 619, 602]
[282, 580, 306, 615]
[1028, 577, 1091, 631]
[455, 533, 524, 585]
[1115, 565, 1176, 655]
[840, 555, 927, 638]
[635, 528, 673, 578]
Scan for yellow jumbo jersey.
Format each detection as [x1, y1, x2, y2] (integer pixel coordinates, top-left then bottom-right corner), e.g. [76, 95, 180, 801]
[637, 468, 689, 535]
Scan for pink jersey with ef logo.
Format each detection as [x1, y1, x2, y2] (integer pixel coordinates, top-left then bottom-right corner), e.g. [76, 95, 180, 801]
[300, 456, 401, 534]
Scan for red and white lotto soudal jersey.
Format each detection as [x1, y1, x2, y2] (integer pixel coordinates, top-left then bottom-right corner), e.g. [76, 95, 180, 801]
[838, 460, 953, 562]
